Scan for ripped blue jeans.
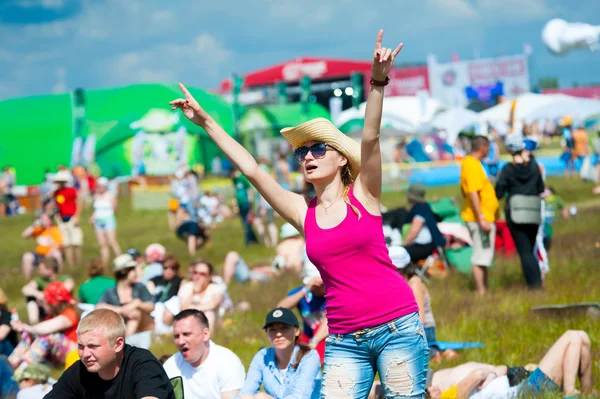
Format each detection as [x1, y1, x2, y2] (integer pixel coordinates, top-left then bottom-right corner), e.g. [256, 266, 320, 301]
[321, 312, 429, 399]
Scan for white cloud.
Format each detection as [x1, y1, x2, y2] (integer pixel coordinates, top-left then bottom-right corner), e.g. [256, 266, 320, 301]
[0, 0, 598, 101]
[51, 66, 67, 93]
[266, 0, 336, 26]
[476, 0, 554, 20]
[106, 33, 233, 86]
[426, 0, 478, 19]
[150, 10, 176, 27]
[19, 20, 69, 38]
[17, 0, 66, 9]
[0, 49, 16, 62]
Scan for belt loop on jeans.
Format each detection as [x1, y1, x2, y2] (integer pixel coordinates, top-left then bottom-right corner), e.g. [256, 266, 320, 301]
[353, 329, 367, 339]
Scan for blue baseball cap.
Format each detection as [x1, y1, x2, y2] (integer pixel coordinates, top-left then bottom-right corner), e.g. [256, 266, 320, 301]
[524, 139, 539, 152]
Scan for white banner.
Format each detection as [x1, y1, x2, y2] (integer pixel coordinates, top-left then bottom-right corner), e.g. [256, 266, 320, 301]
[428, 54, 530, 107]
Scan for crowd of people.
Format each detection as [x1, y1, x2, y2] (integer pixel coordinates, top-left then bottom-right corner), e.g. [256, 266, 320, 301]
[0, 31, 596, 399]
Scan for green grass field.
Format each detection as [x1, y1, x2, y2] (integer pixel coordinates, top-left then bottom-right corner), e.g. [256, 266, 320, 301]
[1, 176, 599, 394]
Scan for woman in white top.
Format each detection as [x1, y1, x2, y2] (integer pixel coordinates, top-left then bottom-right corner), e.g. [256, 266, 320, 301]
[89, 177, 121, 266]
[178, 259, 224, 329]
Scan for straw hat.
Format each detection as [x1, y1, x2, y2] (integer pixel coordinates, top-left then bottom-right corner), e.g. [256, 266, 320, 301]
[53, 170, 72, 183]
[112, 253, 137, 272]
[280, 118, 361, 179]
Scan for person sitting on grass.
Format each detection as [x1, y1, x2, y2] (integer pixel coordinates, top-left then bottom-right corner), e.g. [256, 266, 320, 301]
[44, 308, 175, 399]
[9, 282, 80, 376]
[163, 309, 245, 399]
[175, 208, 210, 255]
[140, 243, 166, 284]
[96, 254, 155, 346]
[398, 263, 456, 363]
[402, 185, 446, 265]
[21, 212, 63, 280]
[238, 308, 322, 399]
[78, 258, 116, 306]
[15, 363, 54, 398]
[21, 257, 74, 324]
[426, 330, 593, 398]
[178, 259, 225, 330]
[146, 255, 185, 334]
[277, 272, 327, 364]
[0, 289, 18, 357]
[222, 223, 305, 285]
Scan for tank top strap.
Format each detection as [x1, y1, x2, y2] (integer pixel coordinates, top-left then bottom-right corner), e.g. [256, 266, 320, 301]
[346, 185, 371, 216]
[305, 197, 318, 229]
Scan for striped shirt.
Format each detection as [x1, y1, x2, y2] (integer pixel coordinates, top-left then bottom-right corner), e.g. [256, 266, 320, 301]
[237, 346, 321, 399]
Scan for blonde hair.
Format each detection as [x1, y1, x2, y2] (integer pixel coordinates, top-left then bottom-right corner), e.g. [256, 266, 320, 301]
[77, 309, 126, 347]
[341, 163, 361, 220]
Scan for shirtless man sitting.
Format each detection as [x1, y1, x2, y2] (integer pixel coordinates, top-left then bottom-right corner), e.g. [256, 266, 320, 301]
[222, 223, 305, 285]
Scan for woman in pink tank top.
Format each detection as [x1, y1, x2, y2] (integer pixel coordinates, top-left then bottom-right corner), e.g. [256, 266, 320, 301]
[170, 30, 428, 398]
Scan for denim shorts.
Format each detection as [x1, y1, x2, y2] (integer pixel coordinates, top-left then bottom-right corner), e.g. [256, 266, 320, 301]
[518, 367, 559, 397]
[234, 257, 268, 283]
[322, 312, 429, 399]
[94, 216, 117, 232]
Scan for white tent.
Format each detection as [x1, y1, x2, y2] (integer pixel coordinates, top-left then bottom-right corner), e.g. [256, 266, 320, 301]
[478, 93, 567, 124]
[522, 96, 600, 123]
[336, 107, 417, 134]
[336, 96, 446, 132]
[429, 107, 481, 144]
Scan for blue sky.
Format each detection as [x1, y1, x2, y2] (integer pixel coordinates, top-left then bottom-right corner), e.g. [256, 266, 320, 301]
[0, 0, 599, 100]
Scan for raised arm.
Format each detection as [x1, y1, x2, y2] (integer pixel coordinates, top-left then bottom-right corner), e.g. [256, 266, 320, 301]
[170, 84, 307, 230]
[355, 30, 403, 203]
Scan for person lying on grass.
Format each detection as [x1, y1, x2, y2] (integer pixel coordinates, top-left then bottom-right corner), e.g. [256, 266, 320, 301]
[425, 330, 593, 399]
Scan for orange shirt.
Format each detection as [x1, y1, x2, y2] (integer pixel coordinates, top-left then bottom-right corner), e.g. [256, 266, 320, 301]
[59, 307, 79, 343]
[573, 128, 589, 157]
[32, 226, 63, 256]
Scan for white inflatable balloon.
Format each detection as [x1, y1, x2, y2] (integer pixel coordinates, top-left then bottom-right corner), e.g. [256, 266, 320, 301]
[542, 18, 600, 55]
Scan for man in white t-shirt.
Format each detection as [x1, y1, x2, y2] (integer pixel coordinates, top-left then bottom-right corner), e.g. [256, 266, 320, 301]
[163, 309, 245, 399]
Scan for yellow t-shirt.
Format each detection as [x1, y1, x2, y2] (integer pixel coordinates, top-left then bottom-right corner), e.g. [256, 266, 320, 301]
[460, 155, 498, 223]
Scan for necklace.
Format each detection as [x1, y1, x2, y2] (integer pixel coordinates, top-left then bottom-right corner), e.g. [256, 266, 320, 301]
[318, 196, 343, 214]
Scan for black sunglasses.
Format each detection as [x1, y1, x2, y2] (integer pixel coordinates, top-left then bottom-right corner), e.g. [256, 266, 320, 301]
[294, 143, 335, 162]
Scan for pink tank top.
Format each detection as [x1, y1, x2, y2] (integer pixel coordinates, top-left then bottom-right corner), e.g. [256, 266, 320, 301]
[304, 187, 418, 334]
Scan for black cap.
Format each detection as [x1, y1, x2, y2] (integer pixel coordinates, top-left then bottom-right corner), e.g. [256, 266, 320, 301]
[126, 248, 141, 258]
[263, 308, 299, 329]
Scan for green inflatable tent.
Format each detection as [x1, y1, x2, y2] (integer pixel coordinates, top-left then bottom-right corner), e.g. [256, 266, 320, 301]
[0, 93, 74, 185]
[94, 108, 230, 178]
[0, 83, 234, 185]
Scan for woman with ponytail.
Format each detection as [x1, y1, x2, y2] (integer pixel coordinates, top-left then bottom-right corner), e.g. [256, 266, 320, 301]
[171, 29, 428, 399]
[238, 308, 321, 399]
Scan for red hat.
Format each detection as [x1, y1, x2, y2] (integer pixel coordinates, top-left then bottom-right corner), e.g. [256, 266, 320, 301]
[44, 282, 74, 306]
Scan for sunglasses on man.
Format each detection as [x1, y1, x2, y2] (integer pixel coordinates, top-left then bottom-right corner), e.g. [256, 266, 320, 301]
[294, 143, 336, 162]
